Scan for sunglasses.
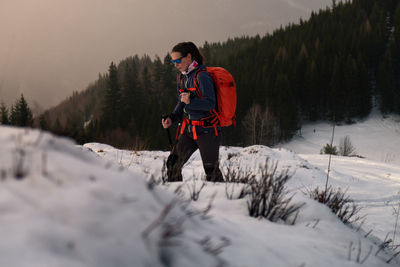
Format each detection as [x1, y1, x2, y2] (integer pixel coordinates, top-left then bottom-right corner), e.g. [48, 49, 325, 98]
[171, 56, 185, 64]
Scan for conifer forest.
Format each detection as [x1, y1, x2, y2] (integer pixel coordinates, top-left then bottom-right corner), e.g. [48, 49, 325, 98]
[3, 0, 399, 150]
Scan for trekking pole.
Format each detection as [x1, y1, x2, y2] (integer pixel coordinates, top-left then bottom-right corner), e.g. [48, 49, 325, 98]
[162, 114, 173, 151]
[166, 128, 173, 151]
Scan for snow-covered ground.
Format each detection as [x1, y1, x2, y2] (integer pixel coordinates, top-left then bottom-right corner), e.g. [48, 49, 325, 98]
[281, 112, 400, 165]
[0, 113, 399, 266]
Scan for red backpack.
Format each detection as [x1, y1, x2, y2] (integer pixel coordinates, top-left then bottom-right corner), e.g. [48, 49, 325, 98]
[189, 67, 237, 125]
[203, 67, 236, 126]
[178, 67, 237, 139]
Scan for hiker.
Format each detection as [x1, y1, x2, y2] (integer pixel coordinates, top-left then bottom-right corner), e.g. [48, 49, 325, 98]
[161, 41, 224, 182]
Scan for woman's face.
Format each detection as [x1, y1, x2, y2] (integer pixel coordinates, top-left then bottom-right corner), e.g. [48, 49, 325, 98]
[171, 52, 192, 73]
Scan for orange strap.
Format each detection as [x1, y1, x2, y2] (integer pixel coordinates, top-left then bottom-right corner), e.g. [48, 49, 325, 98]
[178, 69, 204, 98]
[214, 126, 219, 136]
[175, 124, 181, 140]
[180, 119, 187, 135]
[192, 125, 197, 140]
[180, 118, 218, 140]
[179, 88, 197, 94]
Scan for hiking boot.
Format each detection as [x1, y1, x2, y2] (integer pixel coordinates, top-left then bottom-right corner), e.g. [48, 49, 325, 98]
[205, 167, 224, 182]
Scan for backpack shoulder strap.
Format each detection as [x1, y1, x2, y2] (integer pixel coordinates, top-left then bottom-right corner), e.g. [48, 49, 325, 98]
[178, 73, 183, 90]
[193, 68, 207, 98]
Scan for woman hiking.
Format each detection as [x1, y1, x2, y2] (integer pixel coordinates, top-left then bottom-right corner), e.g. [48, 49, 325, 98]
[161, 41, 224, 182]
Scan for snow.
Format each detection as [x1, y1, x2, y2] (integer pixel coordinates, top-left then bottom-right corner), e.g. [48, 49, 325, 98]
[0, 112, 399, 266]
[281, 112, 400, 165]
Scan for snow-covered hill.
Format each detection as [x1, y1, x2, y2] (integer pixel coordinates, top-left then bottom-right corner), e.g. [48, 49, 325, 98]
[0, 114, 399, 266]
[281, 112, 400, 165]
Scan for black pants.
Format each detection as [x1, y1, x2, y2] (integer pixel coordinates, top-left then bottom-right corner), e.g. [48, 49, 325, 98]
[167, 131, 223, 182]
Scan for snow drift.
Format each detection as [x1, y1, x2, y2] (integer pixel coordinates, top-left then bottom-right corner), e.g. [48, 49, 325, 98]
[0, 122, 399, 266]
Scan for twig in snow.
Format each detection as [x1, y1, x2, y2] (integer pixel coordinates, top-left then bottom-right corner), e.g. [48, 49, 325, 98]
[356, 239, 362, 263]
[375, 232, 392, 256]
[392, 202, 400, 248]
[202, 191, 217, 219]
[360, 245, 373, 264]
[186, 180, 206, 201]
[348, 241, 353, 261]
[364, 229, 373, 238]
[198, 236, 231, 255]
[348, 239, 373, 264]
[312, 219, 320, 229]
[386, 250, 400, 264]
[356, 219, 366, 232]
[42, 151, 48, 177]
[141, 199, 177, 239]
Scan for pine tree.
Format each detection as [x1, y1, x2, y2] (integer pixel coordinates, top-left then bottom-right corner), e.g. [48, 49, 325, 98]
[101, 62, 121, 130]
[39, 114, 48, 130]
[9, 94, 33, 127]
[52, 118, 63, 136]
[355, 54, 372, 117]
[16, 94, 33, 126]
[274, 73, 299, 140]
[141, 66, 152, 91]
[377, 50, 394, 113]
[343, 55, 359, 120]
[160, 54, 178, 111]
[9, 104, 17, 125]
[328, 56, 346, 121]
[0, 102, 9, 125]
[120, 60, 140, 131]
[392, 3, 400, 113]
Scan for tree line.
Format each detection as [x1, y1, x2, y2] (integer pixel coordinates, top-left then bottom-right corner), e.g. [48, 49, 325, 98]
[4, 0, 400, 150]
[0, 94, 33, 127]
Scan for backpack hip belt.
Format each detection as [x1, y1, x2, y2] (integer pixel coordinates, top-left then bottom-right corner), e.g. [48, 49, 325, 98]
[180, 112, 220, 140]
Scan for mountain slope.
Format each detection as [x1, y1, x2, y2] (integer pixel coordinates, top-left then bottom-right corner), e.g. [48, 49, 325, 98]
[0, 123, 399, 266]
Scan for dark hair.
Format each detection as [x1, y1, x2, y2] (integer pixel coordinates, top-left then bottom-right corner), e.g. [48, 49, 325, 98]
[172, 41, 204, 65]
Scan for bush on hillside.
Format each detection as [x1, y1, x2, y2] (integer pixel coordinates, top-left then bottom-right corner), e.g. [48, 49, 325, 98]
[310, 186, 362, 224]
[320, 144, 338, 155]
[246, 159, 304, 224]
[223, 162, 253, 200]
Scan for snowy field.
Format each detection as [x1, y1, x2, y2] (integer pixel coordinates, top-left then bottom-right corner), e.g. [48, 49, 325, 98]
[0, 113, 399, 266]
[281, 112, 400, 165]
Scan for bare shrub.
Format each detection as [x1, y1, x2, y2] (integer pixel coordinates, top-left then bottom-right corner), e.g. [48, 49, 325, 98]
[339, 135, 356, 156]
[242, 104, 278, 146]
[12, 133, 32, 180]
[348, 239, 373, 264]
[161, 158, 168, 184]
[247, 159, 304, 224]
[186, 180, 206, 201]
[132, 135, 149, 152]
[224, 163, 253, 200]
[310, 186, 363, 224]
[12, 147, 28, 179]
[223, 163, 253, 184]
[375, 233, 393, 256]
